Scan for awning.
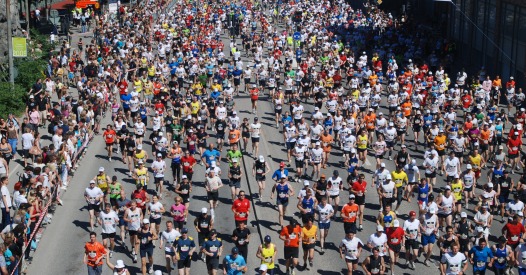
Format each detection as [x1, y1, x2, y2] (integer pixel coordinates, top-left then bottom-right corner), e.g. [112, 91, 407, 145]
[49, 0, 75, 10]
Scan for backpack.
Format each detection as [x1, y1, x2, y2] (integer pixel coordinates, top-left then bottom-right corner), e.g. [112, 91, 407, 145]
[48, 122, 56, 135]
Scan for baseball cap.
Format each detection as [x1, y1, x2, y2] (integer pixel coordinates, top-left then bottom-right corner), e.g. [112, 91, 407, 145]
[99, 167, 105, 172]
[209, 229, 217, 236]
[444, 186, 451, 190]
[142, 219, 150, 224]
[409, 211, 416, 216]
[393, 220, 400, 227]
[466, 164, 472, 169]
[89, 180, 96, 184]
[487, 182, 494, 188]
[259, 155, 265, 162]
[476, 226, 484, 233]
[315, 141, 321, 146]
[349, 194, 356, 199]
[157, 153, 162, 157]
[303, 180, 310, 186]
[232, 247, 239, 254]
[115, 260, 125, 268]
[380, 163, 386, 168]
[137, 144, 143, 150]
[377, 225, 384, 231]
[201, 207, 208, 214]
[182, 175, 188, 179]
[264, 235, 271, 243]
[460, 212, 467, 218]
[181, 228, 188, 233]
[281, 174, 287, 179]
[401, 144, 407, 148]
[280, 162, 285, 167]
[138, 160, 144, 164]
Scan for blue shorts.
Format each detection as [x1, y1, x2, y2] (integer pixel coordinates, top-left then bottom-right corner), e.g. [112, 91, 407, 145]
[519, 268, 526, 275]
[319, 222, 331, 230]
[498, 195, 509, 204]
[421, 234, 436, 246]
[119, 217, 127, 227]
[140, 246, 154, 258]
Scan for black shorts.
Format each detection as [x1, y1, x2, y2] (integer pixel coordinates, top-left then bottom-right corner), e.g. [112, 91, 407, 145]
[173, 220, 184, 230]
[251, 137, 260, 143]
[344, 222, 357, 234]
[284, 246, 299, 259]
[355, 195, 365, 205]
[206, 257, 220, 270]
[140, 246, 154, 258]
[285, 89, 293, 95]
[286, 142, 295, 150]
[255, 175, 266, 181]
[129, 230, 138, 236]
[216, 133, 225, 140]
[455, 151, 463, 158]
[295, 159, 304, 168]
[437, 212, 452, 219]
[389, 243, 402, 253]
[426, 172, 436, 179]
[302, 243, 315, 250]
[357, 148, 367, 153]
[404, 239, 419, 250]
[88, 204, 101, 212]
[177, 257, 192, 268]
[229, 179, 241, 188]
[150, 217, 161, 225]
[102, 232, 116, 239]
[242, 132, 250, 138]
[275, 108, 282, 114]
[207, 191, 219, 201]
[154, 177, 164, 184]
[509, 153, 518, 159]
[136, 134, 144, 138]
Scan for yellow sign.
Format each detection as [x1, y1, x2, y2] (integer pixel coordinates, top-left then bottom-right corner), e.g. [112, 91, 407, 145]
[12, 37, 27, 57]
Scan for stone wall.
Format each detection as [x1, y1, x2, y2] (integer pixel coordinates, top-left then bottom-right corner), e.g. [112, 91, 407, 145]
[0, 0, 23, 64]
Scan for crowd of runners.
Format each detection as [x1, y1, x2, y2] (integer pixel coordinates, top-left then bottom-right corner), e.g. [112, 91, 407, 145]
[4, 0, 526, 275]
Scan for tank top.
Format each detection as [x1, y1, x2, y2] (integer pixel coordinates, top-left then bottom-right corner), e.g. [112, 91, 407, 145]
[276, 183, 289, 200]
[442, 236, 457, 253]
[367, 255, 382, 274]
[457, 221, 470, 241]
[397, 151, 408, 165]
[260, 244, 275, 269]
[492, 166, 504, 182]
[494, 246, 508, 269]
[315, 180, 327, 197]
[440, 195, 453, 214]
[463, 173, 474, 188]
[499, 177, 512, 194]
[451, 181, 463, 201]
[418, 183, 430, 202]
[178, 182, 190, 198]
[108, 183, 122, 199]
[357, 135, 368, 149]
[135, 150, 146, 160]
[254, 161, 265, 175]
[301, 197, 314, 214]
[136, 168, 148, 185]
[114, 268, 128, 275]
[171, 148, 182, 164]
[97, 174, 108, 191]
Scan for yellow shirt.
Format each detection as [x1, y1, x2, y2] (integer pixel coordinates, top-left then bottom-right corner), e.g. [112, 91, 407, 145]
[133, 80, 143, 92]
[135, 150, 146, 160]
[260, 244, 275, 269]
[451, 181, 463, 201]
[190, 102, 200, 115]
[469, 155, 482, 170]
[135, 167, 148, 185]
[96, 174, 108, 192]
[302, 225, 317, 244]
[357, 135, 368, 149]
[143, 82, 153, 95]
[211, 84, 223, 92]
[148, 66, 156, 77]
[391, 171, 408, 188]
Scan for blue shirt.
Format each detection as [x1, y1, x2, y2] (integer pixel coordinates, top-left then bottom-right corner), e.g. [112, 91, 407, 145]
[120, 94, 132, 109]
[202, 238, 223, 257]
[223, 254, 246, 275]
[202, 149, 221, 165]
[272, 169, 289, 181]
[176, 237, 196, 260]
[469, 246, 493, 271]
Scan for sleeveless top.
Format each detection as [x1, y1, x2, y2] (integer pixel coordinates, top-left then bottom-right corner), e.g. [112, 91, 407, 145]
[494, 246, 508, 269]
[367, 255, 382, 274]
[260, 244, 275, 269]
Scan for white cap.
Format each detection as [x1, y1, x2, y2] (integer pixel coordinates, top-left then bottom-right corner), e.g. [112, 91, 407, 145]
[137, 144, 143, 150]
[380, 163, 386, 168]
[154, 271, 163, 275]
[138, 160, 144, 164]
[351, 148, 356, 153]
[142, 219, 150, 224]
[303, 180, 310, 186]
[386, 174, 392, 180]
[315, 141, 321, 146]
[389, 122, 394, 126]
[157, 153, 162, 157]
[115, 260, 125, 268]
[487, 182, 494, 188]
[99, 167, 105, 172]
[182, 175, 187, 179]
[259, 155, 265, 162]
[89, 180, 96, 184]
[466, 164, 472, 169]
[232, 159, 238, 163]
[201, 207, 208, 214]
[460, 212, 467, 218]
[393, 220, 400, 227]
[377, 225, 384, 231]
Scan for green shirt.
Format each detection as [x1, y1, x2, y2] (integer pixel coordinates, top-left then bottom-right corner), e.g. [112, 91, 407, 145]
[227, 150, 242, 166]
[108, 182, 122, 199]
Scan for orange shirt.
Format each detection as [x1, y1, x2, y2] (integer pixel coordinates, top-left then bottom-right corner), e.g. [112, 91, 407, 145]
[463, 121, 473, 132]
[280, 225, 302, 247]
[434, 135, 447, 151]
[228, 129, 241, 144]
[320, 134, 334, 152]
[401, 102, 412, 117]
[85, 241, 107, 266]
[341, 203, 359, 223]
[364, 114, 377, 130]
[103, 129, 116, 144]
[493, 79, 502, 88]
[369, 74, 378, 86]
[480, 129, 491, 144]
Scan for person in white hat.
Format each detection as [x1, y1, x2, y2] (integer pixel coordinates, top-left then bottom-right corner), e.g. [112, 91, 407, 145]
[253, 155, 270, 200]
[138, 218, 155, 274]
[386, 219, 404, 272]
[105, 258, 130, 274]
[134, 115, 147, 145]
[85, 179, 104, 232]
[366, 225, 388, 258]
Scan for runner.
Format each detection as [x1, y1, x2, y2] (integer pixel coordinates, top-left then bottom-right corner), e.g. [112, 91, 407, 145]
[98, 203, 119, 259]
[271, 175, 294, 228]
[85, 180, 104, 232]
[256, 235, 276, 275]
[280, 220, 302, 275]
[159, 221, 180, 275]
[339, 230, 364, 275]
[84, 232, 107, 275]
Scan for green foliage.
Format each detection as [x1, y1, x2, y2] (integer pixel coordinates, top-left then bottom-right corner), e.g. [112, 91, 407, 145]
[0, 82, 28, 117]
[14, 58, 47, 91]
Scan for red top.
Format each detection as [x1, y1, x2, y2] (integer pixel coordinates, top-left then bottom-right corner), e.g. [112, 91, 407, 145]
[280, 225, 301, 247]
[352, 180, 367, 197]
[181, 156, 196, 173]
[502, 222, 526, 245]
[132, 189, 147, 209]
[232, 198, 250, 221]
[386, 227, 405, 245]
[507, 137, 522, 155]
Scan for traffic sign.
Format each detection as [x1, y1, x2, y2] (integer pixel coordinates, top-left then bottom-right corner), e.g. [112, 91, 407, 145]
[293, 31, 301, 41]
[50, 9, 59, 18]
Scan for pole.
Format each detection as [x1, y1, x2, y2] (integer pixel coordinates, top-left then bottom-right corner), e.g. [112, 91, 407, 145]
[6, 0, 15, 85]
[25, 0, 30, 35]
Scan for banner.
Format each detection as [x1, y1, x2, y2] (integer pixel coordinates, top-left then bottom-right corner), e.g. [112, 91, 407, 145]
[12, 37, 27, 57]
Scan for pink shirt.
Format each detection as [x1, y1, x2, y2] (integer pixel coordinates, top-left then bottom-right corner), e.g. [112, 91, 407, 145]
[171, 204, 186, 222]
[29, 111, 40, 124]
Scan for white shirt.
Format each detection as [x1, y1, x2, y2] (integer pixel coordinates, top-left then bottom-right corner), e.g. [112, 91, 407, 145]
[367, 233, 387, 256]
[149, 202, 164, 219]
[316, 203, 334, 224]
[403, 219, 420, 240]
[440, 252, 466, 275]
[21, 133, 34, 150]
[507, 200, 525, 215]
[161, 229, 181, 252]
[99, 210, 119, 234]
[151, 160, 166, 178]
[515, 244, 526, 269]
[0, 186, 11, 208]
[444, 157, 460, 177]
[340, 237, 363, 260]
[84, 187, 104, 205]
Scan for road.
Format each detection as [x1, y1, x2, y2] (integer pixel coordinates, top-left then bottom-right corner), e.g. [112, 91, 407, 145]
[23, 10, 518, 275]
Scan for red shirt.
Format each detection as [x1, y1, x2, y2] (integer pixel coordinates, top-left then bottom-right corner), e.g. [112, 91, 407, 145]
[232, 198, 250, 221]
[118, 80, 128, 95]
[181, 156, 196, 173]
[507, 137, 522, 155]
[103, 129, 116, 144]
[503, 222, 525, 245]
[280, 225, 301, 247]
[386, 227, 404, 245]
[132, 189, 147, 209]
[351, 180, 367, 197]
[462, 94, 473, 108]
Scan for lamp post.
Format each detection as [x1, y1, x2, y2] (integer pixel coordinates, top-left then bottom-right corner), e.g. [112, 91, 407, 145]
[6, 0, 15, 85]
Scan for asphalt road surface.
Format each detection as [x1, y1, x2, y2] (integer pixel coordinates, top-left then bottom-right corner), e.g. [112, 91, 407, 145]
[24, 17, 517, 275]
